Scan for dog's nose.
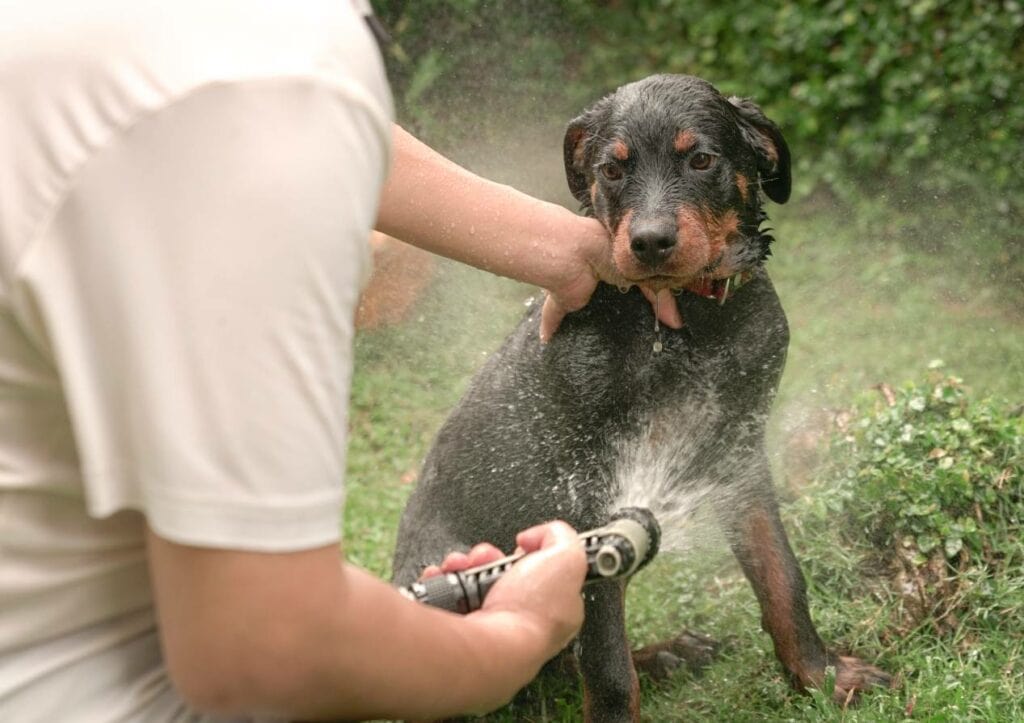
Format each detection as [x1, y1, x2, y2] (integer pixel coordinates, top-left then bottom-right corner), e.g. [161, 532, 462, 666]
[629, 222, 677, 267]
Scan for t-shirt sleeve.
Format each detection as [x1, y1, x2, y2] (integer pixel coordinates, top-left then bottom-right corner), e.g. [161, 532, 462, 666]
[15, 77, 391, 551]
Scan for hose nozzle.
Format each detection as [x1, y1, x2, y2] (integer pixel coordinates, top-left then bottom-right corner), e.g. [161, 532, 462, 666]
[400, 506, 661, 614]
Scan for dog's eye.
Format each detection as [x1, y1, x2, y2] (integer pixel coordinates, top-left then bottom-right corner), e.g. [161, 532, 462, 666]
[600, 164, 624, 181]
[690, 152, 715, 170]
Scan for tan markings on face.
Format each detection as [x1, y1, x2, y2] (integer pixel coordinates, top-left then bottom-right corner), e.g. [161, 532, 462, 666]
[704, 209, 742, 277]
[674, 129, 697, 153]
[671, 207, 741, 280]
[612, 139, 629, 161]
[736, 173, 750, 203]
[610, 209, 636, 274]
[610, 207, 742, 284]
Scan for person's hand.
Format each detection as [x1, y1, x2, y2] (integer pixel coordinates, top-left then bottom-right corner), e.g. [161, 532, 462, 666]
[411, 522, 585, 715]
[539, 214, 683, 342]
[472, 521, 587, 660]
[419, 542, 506, 581]
[420, 522, 586, 661]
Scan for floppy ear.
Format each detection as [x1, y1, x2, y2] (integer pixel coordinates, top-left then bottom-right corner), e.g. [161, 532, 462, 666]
[563, 114, 593, 205]
[563, 97, 614, 206]
[728, 96, 791, 204]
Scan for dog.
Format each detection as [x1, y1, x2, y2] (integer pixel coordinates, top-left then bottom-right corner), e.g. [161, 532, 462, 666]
[392, 74, 890, 721]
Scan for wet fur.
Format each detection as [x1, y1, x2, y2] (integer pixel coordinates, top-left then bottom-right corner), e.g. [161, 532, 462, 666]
[392, 75, 889, 721]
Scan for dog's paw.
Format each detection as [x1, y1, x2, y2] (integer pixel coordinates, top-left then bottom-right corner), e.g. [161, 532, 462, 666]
[632, 630, 720, 681]
[831, 655, 894, 705]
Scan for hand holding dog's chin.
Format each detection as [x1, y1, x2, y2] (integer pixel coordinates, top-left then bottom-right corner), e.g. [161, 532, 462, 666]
[540, 215, 683, 341]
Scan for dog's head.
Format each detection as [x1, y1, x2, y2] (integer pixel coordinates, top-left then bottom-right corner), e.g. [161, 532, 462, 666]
[564, 75, 790, 290]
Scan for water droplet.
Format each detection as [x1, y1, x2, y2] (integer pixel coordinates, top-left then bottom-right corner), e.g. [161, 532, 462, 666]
[653, 339, 663, 353]
[618, 285, 630, 294]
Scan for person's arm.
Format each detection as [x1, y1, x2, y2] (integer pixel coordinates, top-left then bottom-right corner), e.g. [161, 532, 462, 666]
[376, 125, 682, 340]
[148, 521, 585, 720]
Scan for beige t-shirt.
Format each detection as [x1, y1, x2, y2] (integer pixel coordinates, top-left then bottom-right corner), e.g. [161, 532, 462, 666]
[0, 1, 392, 719]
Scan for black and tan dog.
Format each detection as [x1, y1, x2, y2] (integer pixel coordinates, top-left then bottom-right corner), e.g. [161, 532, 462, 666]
[392, 74, 890, 721]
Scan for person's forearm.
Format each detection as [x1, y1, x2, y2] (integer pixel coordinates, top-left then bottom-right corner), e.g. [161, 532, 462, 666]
[149, 535, 547, 720]
[375, 125, 604, 291]
[270, 563, 545, 719]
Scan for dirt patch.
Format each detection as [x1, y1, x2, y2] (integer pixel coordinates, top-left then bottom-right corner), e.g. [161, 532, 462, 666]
[356, 232, 437, 329]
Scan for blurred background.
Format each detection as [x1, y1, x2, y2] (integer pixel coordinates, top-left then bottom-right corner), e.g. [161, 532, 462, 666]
[364, 0, 1023, 398]
[350, 2, 1023, 719]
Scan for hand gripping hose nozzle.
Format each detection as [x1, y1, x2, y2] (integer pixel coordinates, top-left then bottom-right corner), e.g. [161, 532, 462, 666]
[398, 507, 661, 614]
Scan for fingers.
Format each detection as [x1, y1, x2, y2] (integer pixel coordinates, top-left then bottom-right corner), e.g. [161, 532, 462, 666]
[539, 294, 567, 344]
[515, 520, 579, 554]
[655, 289, 684, 328]
[460, 543, 505, 569]
[421, 520, 581, 584]
[419, 542, 506, 580]
[540, 265, 599, 342]
[419, 564, 442, 580]
[639, 287, 684, 329]
[544, 285, 683, 343]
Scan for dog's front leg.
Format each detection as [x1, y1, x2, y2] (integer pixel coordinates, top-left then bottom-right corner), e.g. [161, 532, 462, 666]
[726, 489, 830, 687]
[723, 459, 891, 702]
[577, 580, 640, 723]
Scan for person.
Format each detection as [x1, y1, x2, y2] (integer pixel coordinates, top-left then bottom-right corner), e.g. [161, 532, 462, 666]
[0, 2, 680, 720]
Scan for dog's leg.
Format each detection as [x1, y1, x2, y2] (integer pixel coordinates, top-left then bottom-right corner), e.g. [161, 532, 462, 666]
[728, 491, 829, 685]
[724, 460, 891, 703]
[577, 580, 640, 723]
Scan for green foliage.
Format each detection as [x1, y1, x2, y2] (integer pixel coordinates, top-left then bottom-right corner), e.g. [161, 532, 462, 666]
[829, 364, 1022, 566]
[371, 0, 1024, 272]
[569, 1, 1024, 196]
[796, 364, 1024, 644]
[370, 1, 578, 135]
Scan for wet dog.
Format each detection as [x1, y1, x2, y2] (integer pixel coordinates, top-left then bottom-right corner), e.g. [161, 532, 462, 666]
[392, 74, 890, 721]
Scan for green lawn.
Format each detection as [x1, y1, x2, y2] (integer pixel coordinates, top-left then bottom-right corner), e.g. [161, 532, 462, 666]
[344, 136, 1023, 719]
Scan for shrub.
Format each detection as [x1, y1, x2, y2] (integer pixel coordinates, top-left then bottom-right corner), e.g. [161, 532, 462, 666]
[813, 364, 1022, 636]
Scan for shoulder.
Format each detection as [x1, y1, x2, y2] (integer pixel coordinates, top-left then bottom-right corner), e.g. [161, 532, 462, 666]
[0, 0, 392, 278]
[2, 0, 390, 118]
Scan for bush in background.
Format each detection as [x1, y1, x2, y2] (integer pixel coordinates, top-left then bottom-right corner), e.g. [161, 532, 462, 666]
[805, 365, 1022, 639]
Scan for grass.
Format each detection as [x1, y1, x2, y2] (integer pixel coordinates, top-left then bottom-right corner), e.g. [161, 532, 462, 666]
[344, 127, 1023, 719]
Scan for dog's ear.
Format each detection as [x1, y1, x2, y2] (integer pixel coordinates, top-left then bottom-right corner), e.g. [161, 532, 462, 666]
[728, 96, 791, 204]
[563, 96, 615, 206]
[563, 114, 594, 205]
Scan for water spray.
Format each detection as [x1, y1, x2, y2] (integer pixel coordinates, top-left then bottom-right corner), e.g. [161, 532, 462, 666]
[399, 507, 661, 614]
